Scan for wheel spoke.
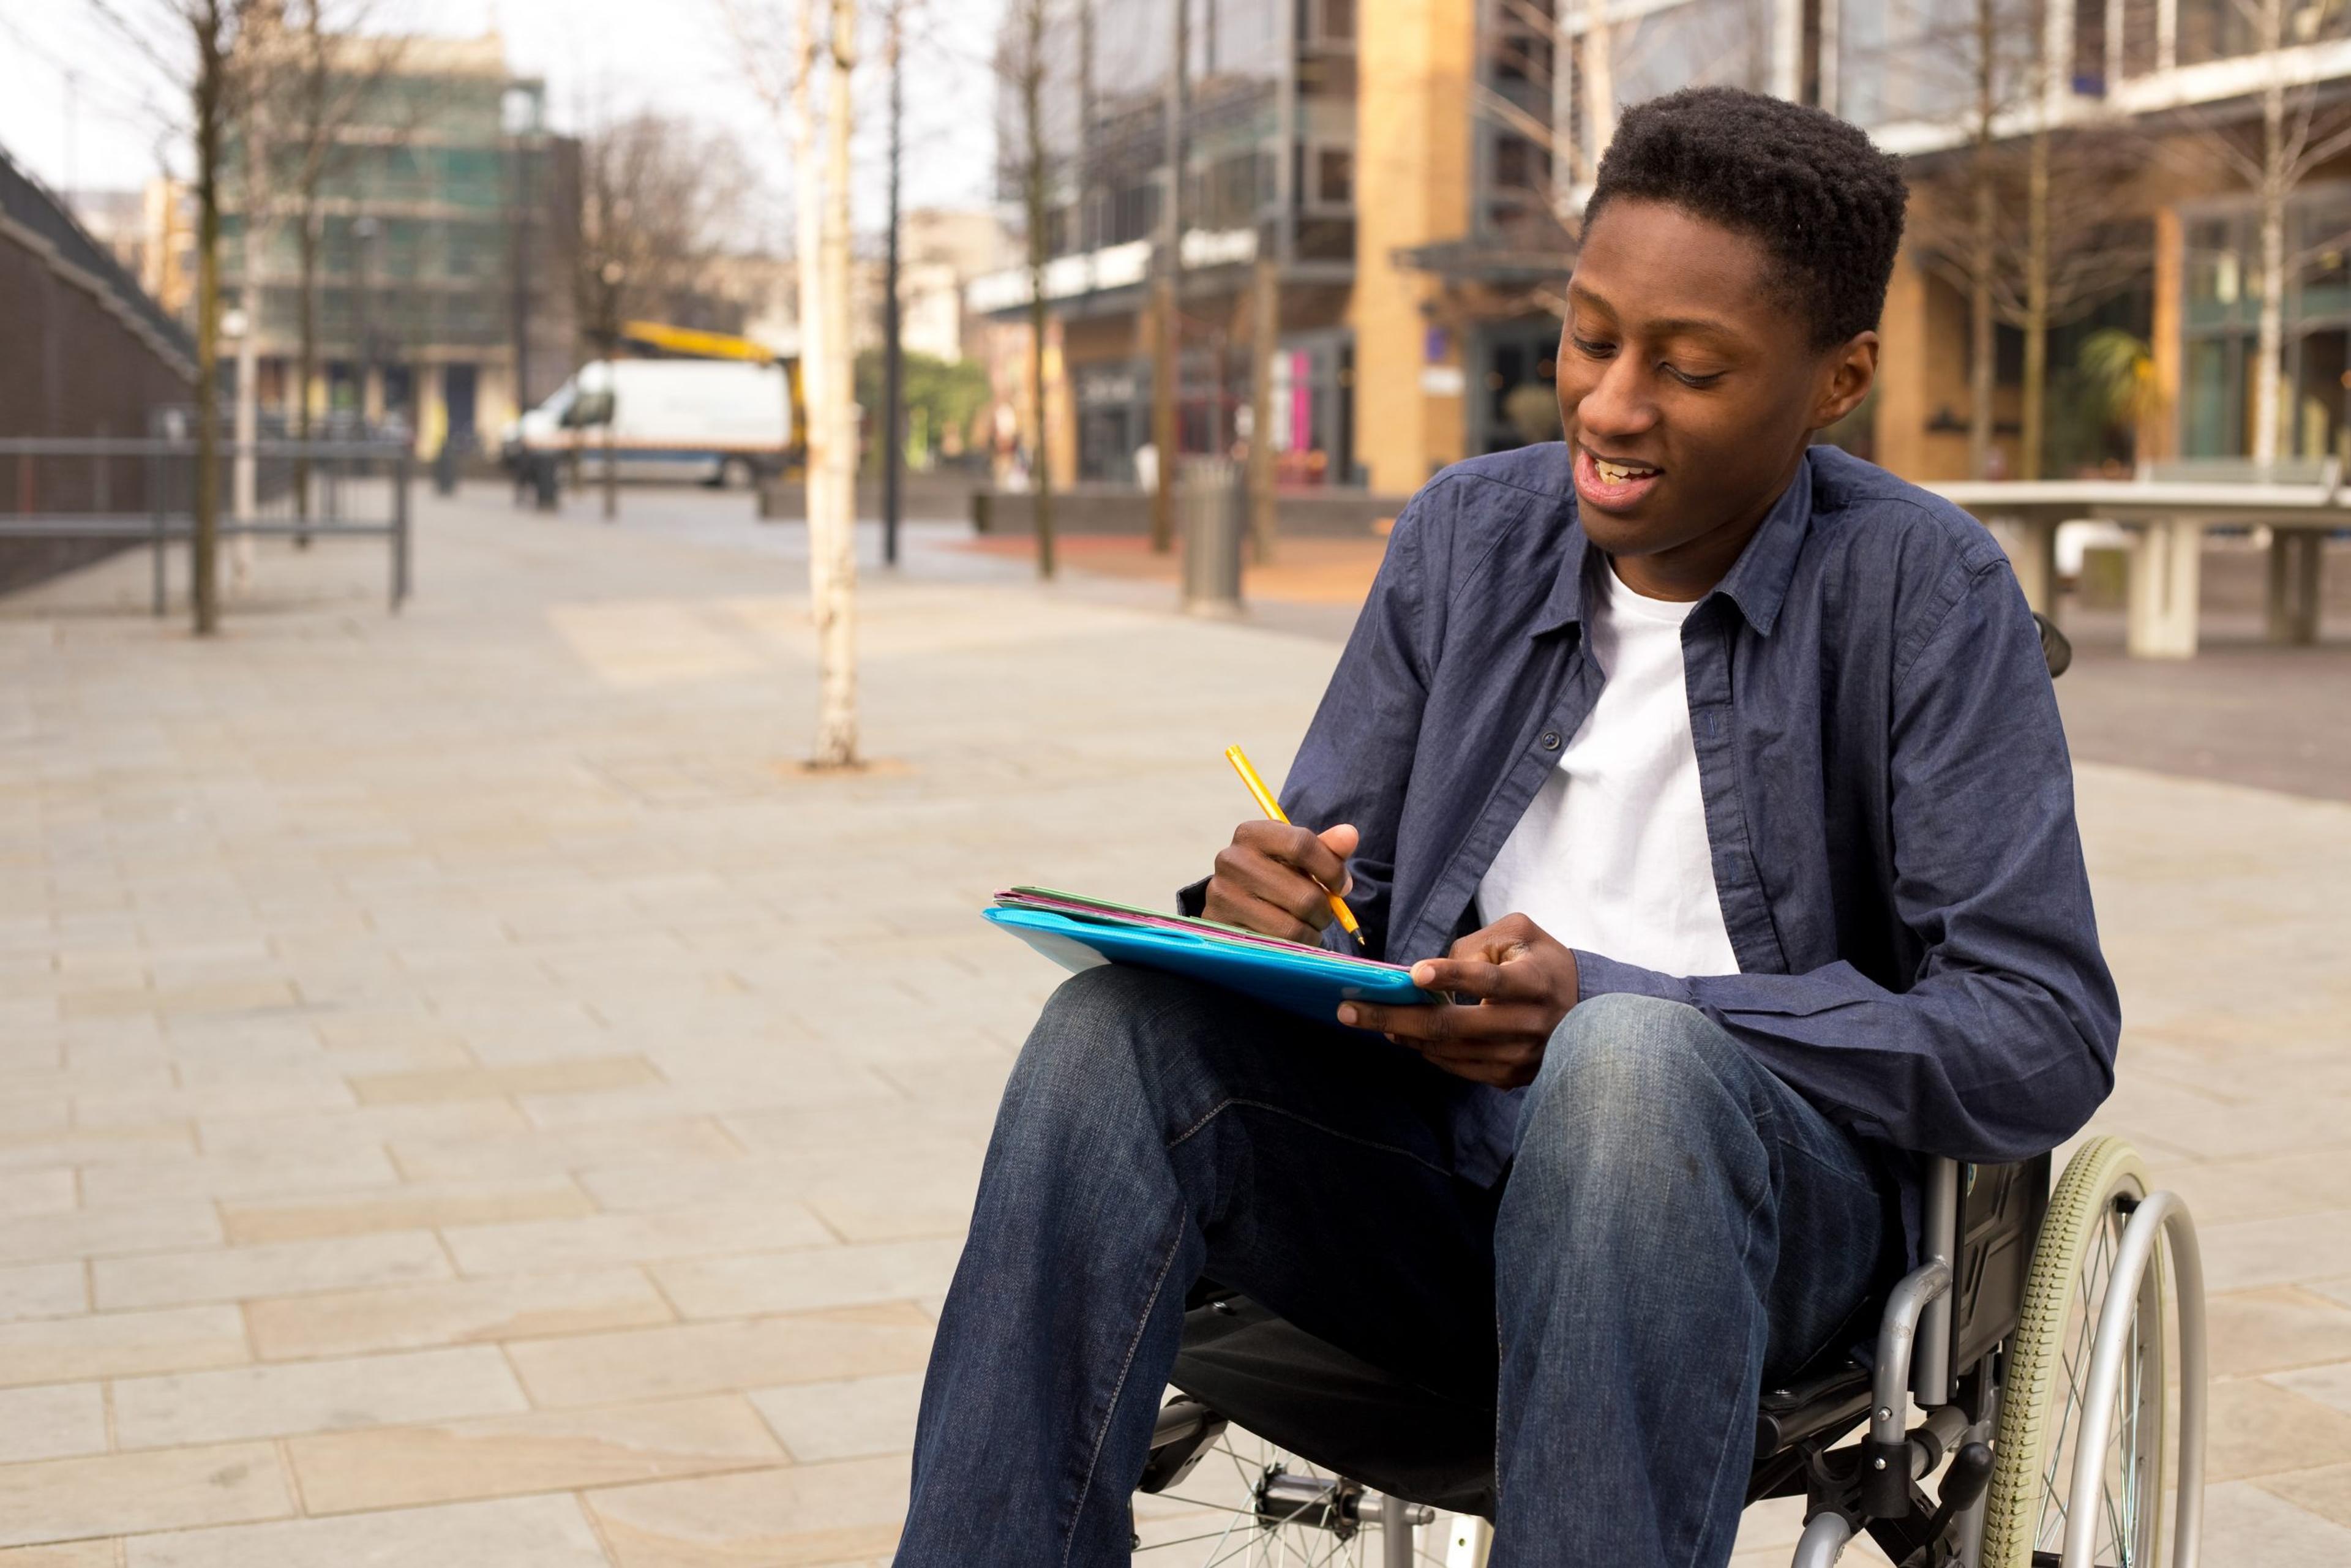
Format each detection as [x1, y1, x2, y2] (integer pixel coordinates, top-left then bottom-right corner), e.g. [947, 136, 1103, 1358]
[2039, 1201, 2130, 1548]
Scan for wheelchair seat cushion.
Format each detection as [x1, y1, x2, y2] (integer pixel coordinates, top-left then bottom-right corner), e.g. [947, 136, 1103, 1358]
[1168, 1294, 1498, 1516]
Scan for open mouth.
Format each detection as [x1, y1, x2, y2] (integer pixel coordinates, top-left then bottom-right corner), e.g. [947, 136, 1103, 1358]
[1573, 446, 1665, 509]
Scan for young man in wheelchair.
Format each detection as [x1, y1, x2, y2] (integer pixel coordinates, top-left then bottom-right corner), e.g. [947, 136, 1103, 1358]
[896, 87, 2120, 1566]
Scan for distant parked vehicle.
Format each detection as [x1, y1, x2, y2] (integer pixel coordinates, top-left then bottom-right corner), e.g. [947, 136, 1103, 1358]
[503, 358, 795, 489]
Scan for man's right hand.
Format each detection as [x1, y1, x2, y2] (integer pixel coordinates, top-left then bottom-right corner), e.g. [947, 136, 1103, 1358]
[1202, 820, 1360, 943]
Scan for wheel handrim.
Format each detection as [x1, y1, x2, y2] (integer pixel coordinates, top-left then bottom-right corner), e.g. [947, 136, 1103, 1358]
[2031, 1187, 2169, 1566]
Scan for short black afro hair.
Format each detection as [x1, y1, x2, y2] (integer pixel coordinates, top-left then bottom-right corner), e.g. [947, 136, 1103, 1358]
[1586, 86, 1908, 350]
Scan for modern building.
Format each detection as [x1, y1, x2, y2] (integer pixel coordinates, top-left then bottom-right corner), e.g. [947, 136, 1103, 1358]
[980, 0, 2351, 492]
[1843, 1, 2351, 479]
[219, 31, 578, 454]
[968, 0, 1362, 489]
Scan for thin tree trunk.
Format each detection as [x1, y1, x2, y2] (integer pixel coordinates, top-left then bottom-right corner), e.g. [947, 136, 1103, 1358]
[295, 204, 317, 531]
[1022, 0, 1055, 580]
[1967, 0, 1996, 479]
[1150, 0, 1188, 553]
[1582, 0, 1613, 165]
[1969, 182, 1996, 477]
[1248, 253, 1277, 563]
[233, 151, 261, 594]
[2022, 13, 2051, 482]
[789, 0, 834, 751]
[2256, 168, 2285, 465]
[2255, 20, 2287, 468]
[294, 0, 327, 540]
[809, 0, 860, 768]
[192, 9, 225, 636]
[882, 0, 903, 567]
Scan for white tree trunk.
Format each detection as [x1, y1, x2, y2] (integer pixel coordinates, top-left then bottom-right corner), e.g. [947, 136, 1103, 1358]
[2256, 176, 2286, 466]
[2255, 70, 2287, 468]
[791, 0, 831, 756]
[806, 0, 860, 768]
[1581, 0, 1614, 174]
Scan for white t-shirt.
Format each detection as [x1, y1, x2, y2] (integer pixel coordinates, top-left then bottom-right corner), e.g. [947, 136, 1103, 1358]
[1475, 560, 1741, 978]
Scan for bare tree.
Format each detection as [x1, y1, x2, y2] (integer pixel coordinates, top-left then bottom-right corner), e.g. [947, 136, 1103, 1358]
[811, 0, 860, 767]
[575, 113, 754, 338]
[1000, 0, 1056, 579]
[1859, 0, 2041, 477]
[719, 0, 862, 768]
[2181, 0, 2351, 465]
[572, 110, 754, 517]
[1912, 140, 2150, 478]
[96, 0, 257, 634]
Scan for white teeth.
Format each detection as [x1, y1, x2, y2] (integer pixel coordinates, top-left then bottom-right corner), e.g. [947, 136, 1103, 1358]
[1593, 459, 1654, 486]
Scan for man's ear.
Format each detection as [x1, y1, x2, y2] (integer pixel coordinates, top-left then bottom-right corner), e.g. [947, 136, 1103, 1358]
[1812, 331, 1879, 430]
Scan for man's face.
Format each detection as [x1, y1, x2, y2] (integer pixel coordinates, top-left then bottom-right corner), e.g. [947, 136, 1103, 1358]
[1555, 198, 1873, 576]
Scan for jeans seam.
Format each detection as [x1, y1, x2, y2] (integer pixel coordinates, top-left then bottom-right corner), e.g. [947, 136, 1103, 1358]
[1681, 1127, 1779, 1567]
[1059, 1196, 1187, 1568]
[1165, 1096, 1457, 1181]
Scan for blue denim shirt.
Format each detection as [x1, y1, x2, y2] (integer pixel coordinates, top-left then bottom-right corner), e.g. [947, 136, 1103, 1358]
[1221, 442, 2120, 1217]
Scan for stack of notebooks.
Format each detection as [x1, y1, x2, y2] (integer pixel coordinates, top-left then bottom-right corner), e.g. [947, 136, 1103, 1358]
[984, 887, 1438, 1026]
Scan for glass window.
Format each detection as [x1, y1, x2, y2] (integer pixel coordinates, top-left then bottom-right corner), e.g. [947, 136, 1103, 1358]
[1835, 0, 2034, 129]
[2177, 0, 2350, 65]
[2119, 0, 2162, 77]
[1611, 0, 1774, 110]
[1316, 147, 1352, 206]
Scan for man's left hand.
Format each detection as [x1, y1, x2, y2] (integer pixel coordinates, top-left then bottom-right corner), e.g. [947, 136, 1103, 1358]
[1336, 913, 1580, 1088]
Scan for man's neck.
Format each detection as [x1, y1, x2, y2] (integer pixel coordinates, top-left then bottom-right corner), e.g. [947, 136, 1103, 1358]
[1607, 456, 1803, 602]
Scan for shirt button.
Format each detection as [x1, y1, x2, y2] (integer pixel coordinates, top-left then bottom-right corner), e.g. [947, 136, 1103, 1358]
[1540, 730, 1562, 751]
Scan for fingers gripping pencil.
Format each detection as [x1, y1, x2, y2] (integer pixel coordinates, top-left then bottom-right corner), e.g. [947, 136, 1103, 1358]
[1224, 745, 1367, 949]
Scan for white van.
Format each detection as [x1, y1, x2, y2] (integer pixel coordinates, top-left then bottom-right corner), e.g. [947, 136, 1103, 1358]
[506, 359, 794, 488]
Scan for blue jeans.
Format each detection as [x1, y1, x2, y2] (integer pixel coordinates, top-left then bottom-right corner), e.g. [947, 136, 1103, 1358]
[896, 967, 1894, 1567]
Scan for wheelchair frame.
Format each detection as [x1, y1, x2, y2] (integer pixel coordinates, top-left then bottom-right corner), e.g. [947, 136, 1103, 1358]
[1142, 1149, 2208, 1568]
[1780, 1153, 2208, 1568]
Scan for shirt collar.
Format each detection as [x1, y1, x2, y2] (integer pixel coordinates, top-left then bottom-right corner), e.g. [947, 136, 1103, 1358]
[1530, 449, 1816, 639]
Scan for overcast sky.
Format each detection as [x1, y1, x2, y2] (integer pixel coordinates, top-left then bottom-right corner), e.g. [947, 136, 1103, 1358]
[0, 0, 1007, 241]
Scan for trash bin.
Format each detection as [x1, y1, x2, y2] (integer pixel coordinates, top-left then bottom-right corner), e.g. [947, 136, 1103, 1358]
[1179, 456, 1245, 617]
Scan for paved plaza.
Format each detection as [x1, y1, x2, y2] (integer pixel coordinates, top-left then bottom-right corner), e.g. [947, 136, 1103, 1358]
[1, 487, 2348, 1565]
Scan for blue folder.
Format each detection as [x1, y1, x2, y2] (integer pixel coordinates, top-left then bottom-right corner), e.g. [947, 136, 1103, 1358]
[984, 904, 1439, 1027]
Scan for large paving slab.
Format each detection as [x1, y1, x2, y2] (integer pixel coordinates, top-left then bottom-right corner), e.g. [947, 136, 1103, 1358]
[0, 487, 2344, 1563]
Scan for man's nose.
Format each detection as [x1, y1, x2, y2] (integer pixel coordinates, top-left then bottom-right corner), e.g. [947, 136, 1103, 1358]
[1573, 356, 1658, 446]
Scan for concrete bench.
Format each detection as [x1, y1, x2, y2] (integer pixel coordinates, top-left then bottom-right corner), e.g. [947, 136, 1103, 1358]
[1927, 478, 2342, 658]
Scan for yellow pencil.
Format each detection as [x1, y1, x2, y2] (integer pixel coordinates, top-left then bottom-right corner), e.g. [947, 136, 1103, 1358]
[1224, 745, 1366, 948]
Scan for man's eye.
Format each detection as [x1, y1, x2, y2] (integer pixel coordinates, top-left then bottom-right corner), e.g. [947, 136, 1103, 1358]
[1570, 335, 1614, 358]
[1663, 364, 1725, 388]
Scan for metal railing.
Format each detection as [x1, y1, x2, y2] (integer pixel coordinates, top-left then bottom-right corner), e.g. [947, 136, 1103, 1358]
[0, 437, 412, 613]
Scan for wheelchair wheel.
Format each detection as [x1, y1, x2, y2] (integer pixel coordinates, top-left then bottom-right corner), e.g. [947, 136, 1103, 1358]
[1131, 1420, 1446, 1565]
[1981, 1136, 2174, 1567]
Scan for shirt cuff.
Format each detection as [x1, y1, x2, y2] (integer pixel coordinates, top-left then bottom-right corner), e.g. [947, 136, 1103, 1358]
[1570, 950, 1695, 1009]
[1176, 877, 1210, 918]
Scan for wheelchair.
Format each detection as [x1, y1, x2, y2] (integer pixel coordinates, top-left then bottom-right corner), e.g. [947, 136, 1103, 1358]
[1128, 1137, 2207, 1567]
[1126, 616, 2202, 1565]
